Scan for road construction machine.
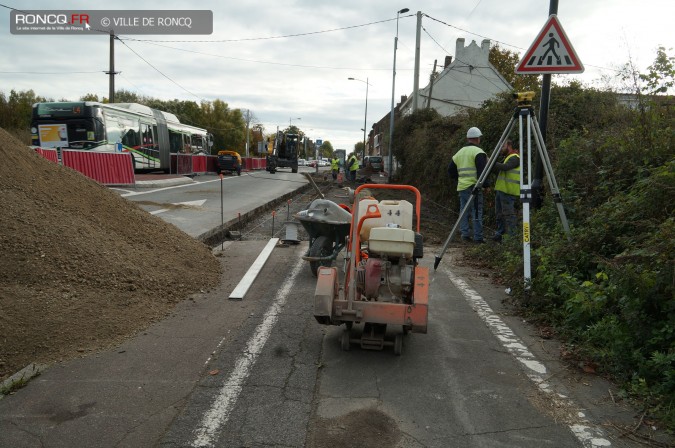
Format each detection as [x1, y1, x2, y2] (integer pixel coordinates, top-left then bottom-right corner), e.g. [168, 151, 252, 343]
[313, 184, 428, 355]
[266, 131, 299, 174]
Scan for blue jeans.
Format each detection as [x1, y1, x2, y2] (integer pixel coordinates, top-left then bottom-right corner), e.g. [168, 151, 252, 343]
[495, 191, 518, 237]
[458, 188, 483, 241]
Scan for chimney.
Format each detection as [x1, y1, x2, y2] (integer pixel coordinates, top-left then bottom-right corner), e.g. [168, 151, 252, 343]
[444, 55, 452, 68]
[481, 39, 491, 60]
[455, 38, 465, 61]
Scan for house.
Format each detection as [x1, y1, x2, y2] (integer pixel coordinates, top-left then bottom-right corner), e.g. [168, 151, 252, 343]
[399, 38, 512, 117]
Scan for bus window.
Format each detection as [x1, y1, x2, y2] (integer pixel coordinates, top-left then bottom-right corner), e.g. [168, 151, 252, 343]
[103, 111, 122, 145]
[168, 130, 183, 153]
[122, 128, 140, 149]
[192, 134, 204, 153]
[141, 123, 158, 157]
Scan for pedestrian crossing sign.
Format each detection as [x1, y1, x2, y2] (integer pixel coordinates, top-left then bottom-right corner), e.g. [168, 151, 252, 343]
[515, 14, 584, 74]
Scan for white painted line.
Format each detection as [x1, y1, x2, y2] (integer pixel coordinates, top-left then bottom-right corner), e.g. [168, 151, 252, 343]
[121, 176, 242, 198]
[442, 267, 612, 448]
[175, 199, 207, 207]
[228, 238, 279, 300]
[149, 200, 206, 216]
[191, 257, 304, 447]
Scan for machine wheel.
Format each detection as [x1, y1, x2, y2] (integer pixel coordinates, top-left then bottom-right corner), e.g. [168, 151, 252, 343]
[292, 168, 298, 173]
[309, 236, 333, 276]
[345, 321, 353, 330]
[393, 333, 403, 356]
[341, 330, 351, 351]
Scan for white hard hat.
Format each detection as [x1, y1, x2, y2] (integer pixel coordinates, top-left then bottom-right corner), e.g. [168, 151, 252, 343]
[467, 127, 482, 138]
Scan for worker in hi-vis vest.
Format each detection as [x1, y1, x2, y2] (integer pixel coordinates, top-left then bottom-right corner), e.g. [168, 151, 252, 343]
[347, 153, 359, 182]
[491, 139, 521, 242]
[330, 154, 339, 180]
[448, 127, 487, 243]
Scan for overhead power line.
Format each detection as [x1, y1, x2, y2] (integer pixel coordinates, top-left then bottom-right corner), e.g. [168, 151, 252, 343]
[117, 39, 206, 103]
[120, 15, 413, 43]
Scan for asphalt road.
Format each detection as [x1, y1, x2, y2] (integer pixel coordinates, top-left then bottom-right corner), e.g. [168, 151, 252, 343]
[0, 172, 650, 448]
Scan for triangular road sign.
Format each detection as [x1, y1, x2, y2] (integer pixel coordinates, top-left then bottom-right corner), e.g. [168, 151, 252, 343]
[516, 15, 584, 74]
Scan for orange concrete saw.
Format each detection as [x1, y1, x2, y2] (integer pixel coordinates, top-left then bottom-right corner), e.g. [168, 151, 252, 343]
[313, 184, 428, 355]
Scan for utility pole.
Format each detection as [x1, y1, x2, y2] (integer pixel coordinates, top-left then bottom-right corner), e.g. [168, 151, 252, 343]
[533, 0, 559, 209]
[412, 11, 422, 112]
[107, 31, 116, 103]
[245, 109, 251, 158]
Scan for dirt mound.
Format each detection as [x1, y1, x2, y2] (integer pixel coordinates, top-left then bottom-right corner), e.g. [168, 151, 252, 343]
[0, 128, 220, 381]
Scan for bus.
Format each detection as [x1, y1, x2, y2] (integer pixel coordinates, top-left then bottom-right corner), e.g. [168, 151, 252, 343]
[30, 101, 212, 172]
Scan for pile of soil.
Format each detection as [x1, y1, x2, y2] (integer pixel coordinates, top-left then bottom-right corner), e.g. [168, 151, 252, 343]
[0, 128, 220, 381]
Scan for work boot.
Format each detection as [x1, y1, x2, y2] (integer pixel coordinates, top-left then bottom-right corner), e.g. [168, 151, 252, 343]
[461, 236, 472, 243]
[492, 234, 502, 243]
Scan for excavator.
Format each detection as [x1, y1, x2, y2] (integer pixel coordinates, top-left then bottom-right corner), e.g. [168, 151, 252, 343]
[266, 131, 299, 174]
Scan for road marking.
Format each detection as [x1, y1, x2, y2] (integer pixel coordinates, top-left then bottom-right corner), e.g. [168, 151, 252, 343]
[191, 257, 304, 448]
[229, 238, 279, 300]
[120, 176, 241, 198]
[149, 200, 207, 215]
[442, 267, 612, 448]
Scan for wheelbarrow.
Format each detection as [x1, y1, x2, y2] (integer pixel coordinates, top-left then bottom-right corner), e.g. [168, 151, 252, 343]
[294, 198, 352, 276]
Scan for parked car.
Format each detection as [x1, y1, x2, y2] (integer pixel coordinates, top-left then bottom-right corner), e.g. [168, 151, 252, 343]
[308, 160, 317, 168]
[364, 156, 384, 173]
[216, 150, 242, 176]
[318, 159, 330, 167]
[298, 158, 306, 166]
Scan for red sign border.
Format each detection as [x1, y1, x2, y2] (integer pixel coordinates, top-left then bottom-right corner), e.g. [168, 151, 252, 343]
[516, 15, 584, 74]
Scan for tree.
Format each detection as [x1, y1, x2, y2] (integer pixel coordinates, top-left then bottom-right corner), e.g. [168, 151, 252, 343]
[639, 46, 674, 95]
[489, 44, 540, 93]
[319, 141, 334, 159]
[80, 93, 100, 102]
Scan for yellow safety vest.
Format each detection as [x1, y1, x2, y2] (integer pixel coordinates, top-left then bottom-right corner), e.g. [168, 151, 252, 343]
[348, 156, 359, 172]
[452, 145, 485, 191]
[495, 153, 521, 196]
[331, 158, 339, 170]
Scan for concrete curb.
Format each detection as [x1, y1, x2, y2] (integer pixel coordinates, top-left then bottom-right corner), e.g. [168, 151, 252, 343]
[0, 363, 45, 399]
[197, 183, 313, 247]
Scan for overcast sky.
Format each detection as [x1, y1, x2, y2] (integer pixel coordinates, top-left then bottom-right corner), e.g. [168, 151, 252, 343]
[1, 0, 672, 150]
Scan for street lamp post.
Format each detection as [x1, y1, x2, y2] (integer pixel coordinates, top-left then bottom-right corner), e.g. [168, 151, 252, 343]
[289, 117, 301, 128]
[389, 7, 409, 183]
[348, 77, 370, 162]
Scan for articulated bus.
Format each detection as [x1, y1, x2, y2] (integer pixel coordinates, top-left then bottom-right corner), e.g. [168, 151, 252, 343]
[31, 101, 212, 172]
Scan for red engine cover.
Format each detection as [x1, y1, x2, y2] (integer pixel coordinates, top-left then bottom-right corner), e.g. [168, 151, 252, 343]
[364, 258, 383, 299]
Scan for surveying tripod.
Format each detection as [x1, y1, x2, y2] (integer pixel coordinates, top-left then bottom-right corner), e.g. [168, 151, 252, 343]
[434, 92, 571, 288]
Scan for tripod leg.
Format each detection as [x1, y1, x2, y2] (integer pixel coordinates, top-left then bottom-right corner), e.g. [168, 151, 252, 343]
[530, 115, 572, 238]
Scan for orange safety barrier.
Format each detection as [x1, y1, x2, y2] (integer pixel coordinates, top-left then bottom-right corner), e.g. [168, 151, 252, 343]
[62, 150, 135, 186]
[192, 154, 207, 173]
[33, 147, 58, 163]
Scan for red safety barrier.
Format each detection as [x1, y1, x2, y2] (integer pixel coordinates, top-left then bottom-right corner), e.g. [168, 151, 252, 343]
[33, 147, 59, 163]
[206, 155, 219, 173]
[193, 154, 207, 173]
[62, 150, 135, 186]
